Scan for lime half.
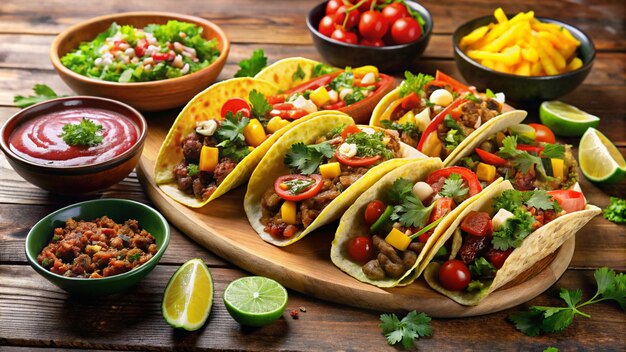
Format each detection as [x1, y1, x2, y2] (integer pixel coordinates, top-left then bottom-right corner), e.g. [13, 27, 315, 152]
[223, 276, 288, 327]
[539, 101, 600, 137]
[579, 128, 626, 184]
[162, 258, 214, 331]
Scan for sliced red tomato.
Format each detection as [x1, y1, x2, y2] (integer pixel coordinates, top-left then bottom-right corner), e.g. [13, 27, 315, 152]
[528, 123, 556, 144]
[341, 125, 361, 139]
[269, 108, 308, 120]
[516, 144, 544, 153]
[151, 52, 173, 62]
[475, 148, 507, 166]
[322, 100, 347, 110]
[425, 166, 482, 197]
[417, 97, 466, 151]
[364, 200, 386, 225]
[274, 174, 323, 201]
[485, 248, 512, 269]
[546, 190, 585, 213]
[221, 98, 251, 118]
[460, 211, 492, 237]
[435, 71, 471, 94]
[400, 92, 421, 110]
[335, 150, 381, 167]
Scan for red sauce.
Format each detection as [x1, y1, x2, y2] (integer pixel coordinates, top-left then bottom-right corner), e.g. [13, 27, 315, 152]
[9, 107, 138, 166]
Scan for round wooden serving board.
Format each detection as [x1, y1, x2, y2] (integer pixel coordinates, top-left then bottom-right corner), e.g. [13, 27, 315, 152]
[136, 117, 574, 318]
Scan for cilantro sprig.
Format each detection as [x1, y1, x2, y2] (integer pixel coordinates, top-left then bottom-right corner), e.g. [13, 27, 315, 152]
[311, 63, 335, 77]
[379, 311, 432, 348]
[438, 173, 469, 203]
[399, 71, 434, 97]
[60, 118, 104, 147]
[509, 267, 625, 336]
[284, 141, 334, 175]
[497, 136, 556, 181]
[603, 197, 626, 224]
[215, 112, 251, 162]
[14, 84, 65, 108]
[345, 131, 394, 159]
[234, 49, 267, 78]
[249, 89, 271, 124]
[388, 178, 435, 228]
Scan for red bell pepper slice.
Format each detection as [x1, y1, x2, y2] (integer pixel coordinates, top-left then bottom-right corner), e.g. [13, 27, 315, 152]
[546, 190, 585, 213]
[475, 148, 507, 166]
[425, 166, 482, 197]
[335, 150, 381, 167]
[417, 97, 466, 152]
[283, 72, 341, 95]
[516, 144, 544, 153]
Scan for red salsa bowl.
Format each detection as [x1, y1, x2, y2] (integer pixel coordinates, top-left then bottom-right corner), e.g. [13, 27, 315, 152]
[0, 96, 147, 194]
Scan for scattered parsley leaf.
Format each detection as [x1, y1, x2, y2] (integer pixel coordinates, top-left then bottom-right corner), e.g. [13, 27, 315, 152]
[284, 141, 334, 175]
[388, 178, 415, 203]
[14, 84, 65, 108]
[345, 131, 393, 159]
[249, 89, 271, 123]
[344, 89, 366, 105]
[399, 71, 433, 97]
[541, 144, 565, 159]
[469, 257, 496, 278]
[526, 190, 561, 211]
[215, 112, 249, 142]
[485, 88, 496, 98]
[60, 118, 104, 146]
[292, 64, 306, 81]
[438, 173, 469, 203]
[379, 311, 432, 349]
[509, 267, 626, 336]
[187, 163, 199, 177]
[603, 197, 626, 224]
[392, 194, 435, 228]
[491, 208, 535, 250]
[127, 252, 142, 263]
[311, 63, 335, 77]
[234, 49, 267, 77]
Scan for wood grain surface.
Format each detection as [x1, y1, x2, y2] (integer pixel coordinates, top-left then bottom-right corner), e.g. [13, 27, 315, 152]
[0, 0, 624, 351]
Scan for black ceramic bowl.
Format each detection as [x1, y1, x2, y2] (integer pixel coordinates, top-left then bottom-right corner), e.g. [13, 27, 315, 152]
[453, 16, 595, 102]
[306, 1, 433, 73]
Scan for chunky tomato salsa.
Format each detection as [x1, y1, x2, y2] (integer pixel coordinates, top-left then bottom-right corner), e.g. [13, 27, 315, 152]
[37, 216, 158, 278]
[9, 107, 138, 166]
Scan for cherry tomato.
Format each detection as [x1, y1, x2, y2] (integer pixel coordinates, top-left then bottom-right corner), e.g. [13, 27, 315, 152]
[336, 150, 381, 167]
[546, 190, 585, 213]
[331, 28, 358, 44]
[221, 98, 251, 118]
[357, 0, 374, 12]
[359, 37, 384, 47]
[283, 225, 299, 238]
[434, 70, 471, 94]
[381, 2, 410, 26]
[439, 259, 471, 291]
[485, 248, 512, 269]
[425, 167, 483, 197]
[274, 174, 324, 201]
[335, 6, 360, 30]
[134, 45, 146, 57]
[318, 15, 336, 37]
[359, 10, 388, 40]
[475, 148, 507, 166]
[418, 232, 431, 243]
[364, 200, 386, 225]
[528, 123, 556, 144]
[326, 0, 345, 15]
[391, 17, 422, 44]
[341, 125, 361, 139]
[516, 144, 544, 153]
[460, 211, 492, 237]
[348, 236, 375, 263]
[151, 52, 172, 62]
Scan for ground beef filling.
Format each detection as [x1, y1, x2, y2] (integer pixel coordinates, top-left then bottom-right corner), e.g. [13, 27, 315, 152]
[362, 235, 425, 280]
[37, 216, 158, 278]
[174, 132, 238, 200]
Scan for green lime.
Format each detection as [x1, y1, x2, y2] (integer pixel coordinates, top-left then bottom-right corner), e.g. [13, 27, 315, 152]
[539, 101, 600, 137]
[162, 258, 214, 331]
[223, 276, 288, 327]
[578, 128, 626, 184]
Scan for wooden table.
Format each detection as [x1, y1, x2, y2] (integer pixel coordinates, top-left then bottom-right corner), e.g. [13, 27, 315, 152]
[1, 0, 624, 350]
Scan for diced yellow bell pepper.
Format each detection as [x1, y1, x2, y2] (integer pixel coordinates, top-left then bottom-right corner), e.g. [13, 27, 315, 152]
[199, 146, 219, 172]
[266, 116, 290, 133]
[422, 132, 443, 157]
[352, 65, 379, 79]
[398, 110, 415, 125]
[281, 201, 297, 225]
[476, 162, 497, 182]
[320, 162, 341, 179]
[309, 86, 331, 107]
[243, 118, 266, 147]
[551, 158, 565, 179]
[385, 228, 412, 251]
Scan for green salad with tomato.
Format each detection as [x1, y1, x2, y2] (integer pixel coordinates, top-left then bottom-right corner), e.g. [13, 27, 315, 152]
[61, 20, 220, 83]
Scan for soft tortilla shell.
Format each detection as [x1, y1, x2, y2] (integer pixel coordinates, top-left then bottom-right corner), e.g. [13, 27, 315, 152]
[424, 180, 601, 305]
[244, 114, 423, 247]
[255, 57, 323, 92]
[369, 87, 401, 127]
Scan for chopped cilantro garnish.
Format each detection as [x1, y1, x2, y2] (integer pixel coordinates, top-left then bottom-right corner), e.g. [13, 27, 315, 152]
[497, 136, 554, 180]
[282, 178, 315, 195]
[60, 118, 104, 147]
[127, 252, 142, 263]
[379, 120, 421, 140]
[485, 88, 496, 98]
[541, 143, 565, 159]
[399, 71, 434, 97]
[345, 131, 393, 159]
[234, 49, 267, 77]
[249, 89, 271, 124]
[604, 197, 626, 224]
[469, 257, 497, 278]
[187, 163, 199, 177]
[284, 141, 334, 175]
[344, 90, 366, 105]
[329, 70, 354, 92]
[388, 178, 434, 228]
[491, 208, 535, 250]
[215, 112, 252, 162]
[465, 94, 482, 103]
[292, 64, 306, 81]
[438, 173, 469, 203]
[311, 63, 335, 77]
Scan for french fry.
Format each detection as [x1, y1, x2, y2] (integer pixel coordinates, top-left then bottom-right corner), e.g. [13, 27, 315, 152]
[521, 47, 539, 62]
[536, 44, 559, 75]
[494, 8, 508, 24]
[514, 61, 531, 76]
[460, 25, 491, 48]
[566, 57, 583, 71]
[480, 22, 528, 52]
[537, 36, 566, 70]
[531, 61, 543, 76]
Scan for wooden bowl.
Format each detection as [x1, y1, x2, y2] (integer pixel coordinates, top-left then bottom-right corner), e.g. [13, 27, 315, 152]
[50, 12, 230, 111]
[0, 96, 147, 194]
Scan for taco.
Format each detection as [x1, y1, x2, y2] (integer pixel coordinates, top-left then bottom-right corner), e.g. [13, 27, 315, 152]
[244, 113, 424, 246]
[331, 161, 503, 288]
[255, 57, 396, 123]
[423, 180, 600, 306]
[370, 70, 527, 163]
[448, 123, 578, 191]
[154, 77, 330, 208]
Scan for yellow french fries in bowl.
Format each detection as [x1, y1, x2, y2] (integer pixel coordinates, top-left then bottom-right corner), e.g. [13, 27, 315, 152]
[452, 8, 595, 101]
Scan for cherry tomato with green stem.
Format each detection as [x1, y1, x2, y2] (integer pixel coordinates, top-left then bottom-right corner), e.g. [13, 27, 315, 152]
[326, 0, 346, 15]
[439, 259, 471, 291]
[381, 2, 409, 26]
[335, 5, 360, 30]
[331, 28, 358, 44]
[364, 200, 386, 225]
[359, 10, 388, 40]
[318, 15, 337, 37]
[391, 17, 422, 44]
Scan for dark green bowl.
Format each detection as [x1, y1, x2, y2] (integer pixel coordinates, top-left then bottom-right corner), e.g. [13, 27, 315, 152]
[25, 198, 170, 295]
[453, 15, 595, 103]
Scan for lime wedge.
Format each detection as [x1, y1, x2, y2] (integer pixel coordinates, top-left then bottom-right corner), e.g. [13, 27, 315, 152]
[539, 101, 600, 137]
[223, 276, 288, 327]
[578, 128, 626, 184]
[162, 258, 214, 331]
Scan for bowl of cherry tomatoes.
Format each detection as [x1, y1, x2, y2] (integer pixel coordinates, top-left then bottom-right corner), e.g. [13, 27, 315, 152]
[306, 0, 433, 72]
